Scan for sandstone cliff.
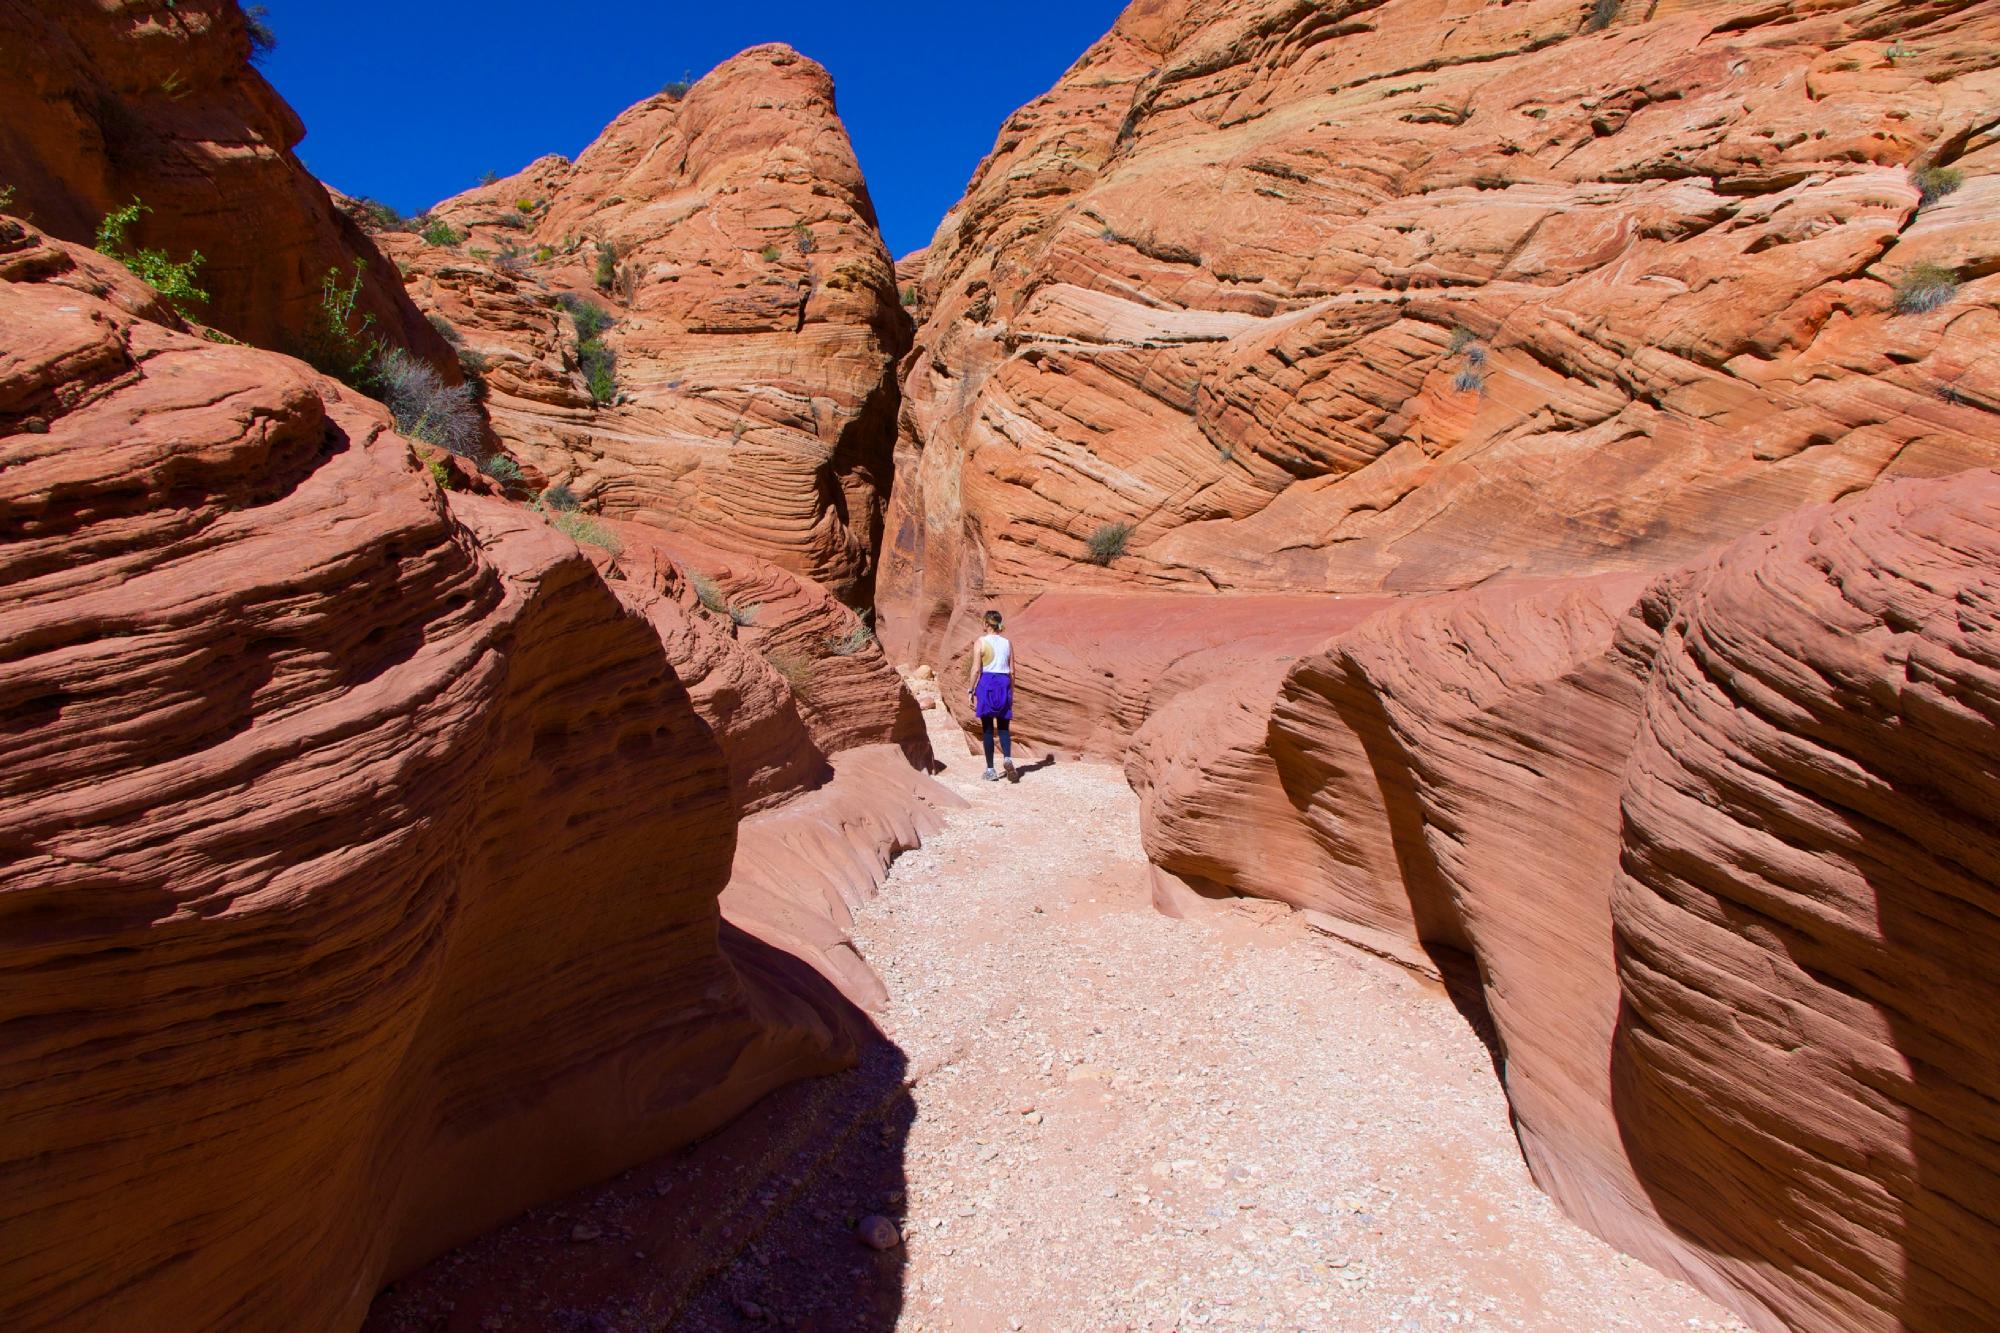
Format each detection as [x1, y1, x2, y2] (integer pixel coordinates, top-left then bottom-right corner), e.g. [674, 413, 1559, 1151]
[1131, 469, 2000, 1330]
[372, 45, 910, 607]
[0, 0, 451, 362]
[0, 215, 887, 1327]
[881, 0, 2000, 686]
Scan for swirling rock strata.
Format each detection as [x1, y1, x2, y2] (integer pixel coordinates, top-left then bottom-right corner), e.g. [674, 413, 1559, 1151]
[1131, 470, 2000, 1330]
[0, 223, 849, 1331]
[376, 44, 910, 606]
[880, 0, 2000, 657]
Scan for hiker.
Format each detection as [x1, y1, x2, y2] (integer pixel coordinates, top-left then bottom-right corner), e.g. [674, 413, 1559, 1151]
[967, 609, 1014, 781]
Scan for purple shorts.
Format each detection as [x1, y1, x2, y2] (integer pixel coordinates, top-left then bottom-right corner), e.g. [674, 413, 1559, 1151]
[974, 671, 1013, 721]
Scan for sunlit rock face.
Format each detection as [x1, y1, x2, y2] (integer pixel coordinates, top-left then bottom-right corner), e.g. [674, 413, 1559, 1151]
[880, 0, 2000, 657]
[375, 44, 911, 608]
[0, 0, 452, 362]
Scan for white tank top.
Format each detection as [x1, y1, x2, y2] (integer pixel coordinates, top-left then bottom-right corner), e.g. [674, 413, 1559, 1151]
[979, 633, 1012, 674]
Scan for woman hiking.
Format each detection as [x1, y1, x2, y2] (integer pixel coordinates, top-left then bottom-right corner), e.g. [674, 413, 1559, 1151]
[967, 609, 1015, 781]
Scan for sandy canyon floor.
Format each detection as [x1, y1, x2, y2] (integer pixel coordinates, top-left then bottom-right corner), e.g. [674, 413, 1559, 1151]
[368, 709, 1746, 1333]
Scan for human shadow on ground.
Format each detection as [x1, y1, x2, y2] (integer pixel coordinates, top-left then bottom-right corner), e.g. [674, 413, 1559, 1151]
[1004, 755, 1057, 783]
[364, 925, 915, 1333]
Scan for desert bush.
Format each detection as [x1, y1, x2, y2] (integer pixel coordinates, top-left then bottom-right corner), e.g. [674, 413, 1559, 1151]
[299, 262, 382, 387]
[479, 171, 501, 186]
[760, 244, 782, 262]
[1086, 521, 1133, 565]
[425, 311, 462, 344]
[826, 622, 874, 656]
[1462, 344, 1487, 366]
[95, 199, 207, 317]
[1914, 165, 1964, 206]
[612, 261, 642, 304]
[542, 483, 581, 511]
[516, 198, 537, 213]
[559, 294, 617, 404]
[661, 78, 693, 100]
[1585, 0, 1617, 30]
[493, 245, 527, 275]
[479, 453, 523, 485]
[1447, 325, 1478, 353]
[377, 349, 482, 457]
[1892, 262, 1958, 315]
[457, 346, 488, 374]
[534, 244, 554, 263]
[901, 285, 919, 307]
[686, 571, 727, 614]
[426, 457, 451, 488]
[351, 197, 407, 232]
[593, 240, 617, 291]
[550, 510, 621, 555]
[497, 211, 530, 230]
[793, 222, 817, 255]
[560, 293, 614, 339]
[765, 648, 815, 697]
[244, 5, 277, 63]
[421, 217, 462, 247]
[0, 184, 14, 211]
[1454, 366, 1485, 392]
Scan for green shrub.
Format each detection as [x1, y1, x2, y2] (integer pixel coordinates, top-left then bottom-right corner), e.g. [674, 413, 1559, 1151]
[559, 293, 614, 339]
[550, 509, 621, 554]
[457, 346, 489, 374]
[421, 217, 463, 247]
[661, 77, 693, 100]
[793, 221, 817, 255]
[299, 262, 383, 387]
[534, 245, 554, 263]
[760, 244, 782, 262]
[593, 240, 618, 291]
[1086, 521, 1133, 565]
[542, 483, 581, 512]
[426, 457, 451, 489]
[1447, 325, 1478, 353]
[479, 171, 501, 186]
[1454, 366, 1485, 392]
[0, 184, 14, 211]
[378, 349, 483, 457]
[479, 453, 523, 485]
[1914, 165, 1964, 206]
[244, 4, 277, 63]
[351, 197, 407, 232]
[426, 311, 463, 344]
[1892, 261, 1958, 315]
[900, 285, 919, 307]
[497, 211, 530, 230]
[95, 199, 208, 318]
[558, 294, 617, 404]
[516, 198, 537, 213]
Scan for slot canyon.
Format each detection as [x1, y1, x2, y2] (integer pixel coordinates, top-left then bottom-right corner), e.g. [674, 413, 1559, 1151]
[2, 1, 1996, 1330]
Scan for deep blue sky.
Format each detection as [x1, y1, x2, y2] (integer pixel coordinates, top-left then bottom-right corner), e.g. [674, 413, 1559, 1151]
[256, 1, 1128, 257]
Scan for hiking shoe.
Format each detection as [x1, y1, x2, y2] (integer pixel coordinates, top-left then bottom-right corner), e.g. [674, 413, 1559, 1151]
[982, 767, 999, 781]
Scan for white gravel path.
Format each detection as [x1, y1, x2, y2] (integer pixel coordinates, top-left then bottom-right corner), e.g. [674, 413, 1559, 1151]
[854, 709, 1746, 1332]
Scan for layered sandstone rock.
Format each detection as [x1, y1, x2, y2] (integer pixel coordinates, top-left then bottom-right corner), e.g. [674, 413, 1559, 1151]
[1130, 470, 2000, 1330]
[374, 45, 910, 606]
[882, 0, 2000, 663]
[0, 220, 872, 1330]
[0, 0, 450, 362]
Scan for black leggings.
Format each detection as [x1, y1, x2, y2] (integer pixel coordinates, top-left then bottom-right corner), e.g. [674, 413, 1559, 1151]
[981, 715, 1012, 767]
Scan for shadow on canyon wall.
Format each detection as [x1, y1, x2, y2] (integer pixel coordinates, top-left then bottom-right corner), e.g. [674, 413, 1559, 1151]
[365, 927, 917, 1333]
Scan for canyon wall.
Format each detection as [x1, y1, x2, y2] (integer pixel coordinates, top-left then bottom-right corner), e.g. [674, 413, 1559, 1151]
[887, 0, 2000, 1328]
[0, 0, 451, 362]
[1131, 470, 2000, 1330]
[0, 21, 944, 1329]
[882, 0, 2000, 744]
[370, 45, 910, 607]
